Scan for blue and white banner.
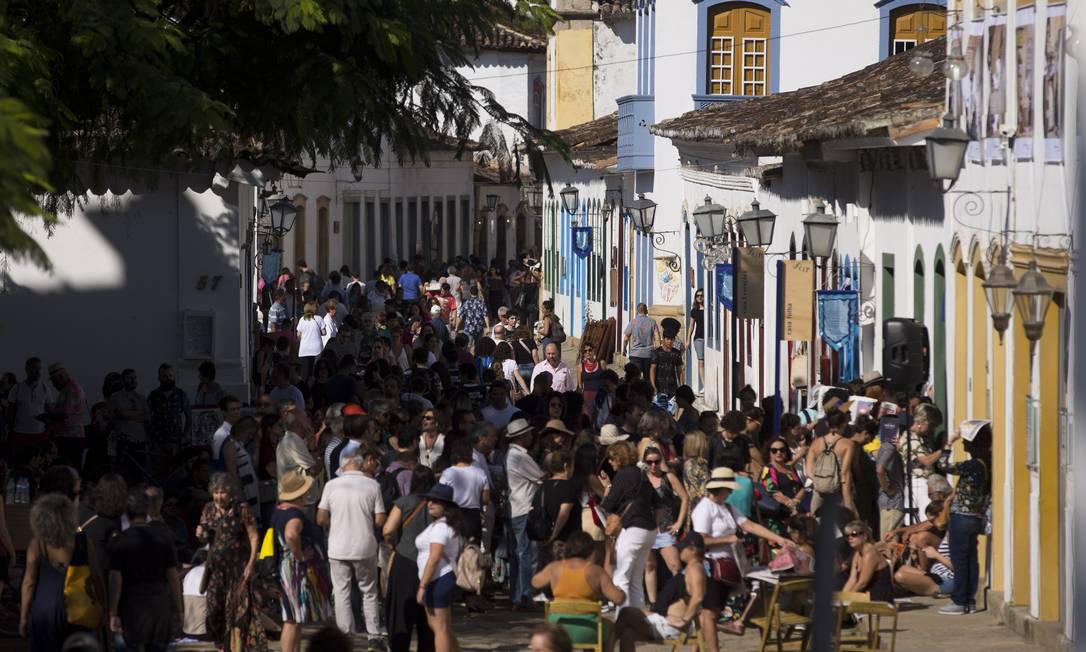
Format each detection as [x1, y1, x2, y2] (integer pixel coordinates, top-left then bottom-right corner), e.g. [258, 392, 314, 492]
[817, 290, 858, 351]
[715, 263, 733, 311]
[572, 226, 593, 258]
[261, 250, 282, 286]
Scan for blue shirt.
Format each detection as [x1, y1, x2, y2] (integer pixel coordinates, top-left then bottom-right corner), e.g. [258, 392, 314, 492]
[726, 475, 754, 518]
[399, 272, 422, 300]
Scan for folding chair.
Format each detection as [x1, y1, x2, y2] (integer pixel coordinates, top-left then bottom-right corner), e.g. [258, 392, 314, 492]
[838, 601, 898, 652]
[663, 621, 705, 652]
[748, 578, 813, 652]
[830, 592, 872, 649]
[545, 599, 604, 652]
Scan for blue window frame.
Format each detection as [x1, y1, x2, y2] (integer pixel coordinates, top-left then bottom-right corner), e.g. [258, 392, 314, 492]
[692, 0, 784, 107]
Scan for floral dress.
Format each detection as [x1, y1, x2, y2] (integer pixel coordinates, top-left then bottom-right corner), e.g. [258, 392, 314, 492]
[682, 457, 710, 504]
[197, 501, 268, 652]
[270, 505, 333, 624]
[759, 464, 803, 535]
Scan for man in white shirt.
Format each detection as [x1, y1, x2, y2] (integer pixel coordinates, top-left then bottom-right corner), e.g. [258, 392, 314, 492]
[211, 396, 243, 465]
[445, 265, 462, 300]
[504, 418, 544, 609]
[317, 447, 386, 638]
[480, 381, 518, 429]
[470, 423, 499, 550]
[276, 404, 321, 512]
[531, 342, 574, 393]
[6, 356, 55, 447]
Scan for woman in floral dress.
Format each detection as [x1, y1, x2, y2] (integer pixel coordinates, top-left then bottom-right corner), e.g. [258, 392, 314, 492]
[196, 473, 267, 652]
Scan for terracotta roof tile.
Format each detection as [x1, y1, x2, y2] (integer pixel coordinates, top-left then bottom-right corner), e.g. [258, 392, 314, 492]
[552, 112, 618, 169]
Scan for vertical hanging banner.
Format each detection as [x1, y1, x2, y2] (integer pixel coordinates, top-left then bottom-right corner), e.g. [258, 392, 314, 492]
[984, 11, 1008, 161]
[715, 263, 734, 311]
[817, 290, 859, 352]
[572, 226, 593, 258]
[781, 260, 813, 341]
[261, 250, 282, 286]
[736, 247, 765, 320]
[1014, 5, 1036, 159]
[1043, 3, 1066, 163]
[964, 19, 985, 162]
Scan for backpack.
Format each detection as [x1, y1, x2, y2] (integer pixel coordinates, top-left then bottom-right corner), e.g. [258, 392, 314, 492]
[811, 436, 842, 494]
[378, 467, 409, 511]
[549, 318, 567, 344]
[455, 541, 489, 593]
[526, 485, 551, 542]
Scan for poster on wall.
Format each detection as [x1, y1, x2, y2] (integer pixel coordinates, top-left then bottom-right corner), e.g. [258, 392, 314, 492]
[1014, 5, 1036, 159]
[715, 263, 734, 311]
[654, 257, 681, 304]
[964, 19, 986, 161]
[781, 260, 813, 341]
[1044, 3, 1066, 163]
[984, 12, 1007, 161]
[736, 247, 765, 320]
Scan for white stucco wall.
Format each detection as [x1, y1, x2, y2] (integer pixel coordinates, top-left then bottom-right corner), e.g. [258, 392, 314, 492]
[0, 169, 256, 401]
[459, 50, 547, 143]
[593, 17, 637, 118]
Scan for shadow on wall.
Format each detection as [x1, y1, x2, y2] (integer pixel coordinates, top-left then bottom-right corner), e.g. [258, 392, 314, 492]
[0, 169, 246, 404]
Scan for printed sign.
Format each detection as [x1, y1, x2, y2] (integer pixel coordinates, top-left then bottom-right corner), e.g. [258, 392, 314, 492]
[781, 260, 813, 341]
[736, 247, 764, 320]
[715, 263, 734, 311]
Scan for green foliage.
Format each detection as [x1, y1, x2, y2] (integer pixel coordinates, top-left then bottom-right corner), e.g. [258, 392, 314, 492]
[0, 0, 566, 269]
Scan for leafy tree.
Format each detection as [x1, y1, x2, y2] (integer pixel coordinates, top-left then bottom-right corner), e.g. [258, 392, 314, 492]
[0, 0, 563, 269]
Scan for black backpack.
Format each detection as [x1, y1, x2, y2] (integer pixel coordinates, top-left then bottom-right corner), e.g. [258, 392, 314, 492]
[549, 318, 567, 345]
[378, 467, 409, 510]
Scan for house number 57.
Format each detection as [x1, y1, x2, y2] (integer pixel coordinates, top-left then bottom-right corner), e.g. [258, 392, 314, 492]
[196, 275, 224, 290]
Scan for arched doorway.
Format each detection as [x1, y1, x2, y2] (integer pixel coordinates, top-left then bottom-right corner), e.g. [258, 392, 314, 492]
[913, 247, 925, 322]
[932, 246, 947, 422]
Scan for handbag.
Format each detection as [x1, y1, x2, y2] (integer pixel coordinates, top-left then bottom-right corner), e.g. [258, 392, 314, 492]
[707, 557, 741, 588]
[756, 467, 786, 519]
[581, 496, 605, 541]
[604, 472, 642, 538]
[60, 532, 103, 629]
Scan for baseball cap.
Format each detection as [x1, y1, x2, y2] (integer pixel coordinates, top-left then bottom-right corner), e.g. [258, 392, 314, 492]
[676, 531, 706, 553]
[342, 404, 366, 416]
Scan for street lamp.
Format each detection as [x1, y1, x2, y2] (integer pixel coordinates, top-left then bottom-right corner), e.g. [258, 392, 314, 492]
[560, 183, 580, 215]
[1013, 261, 1054, 342]
[605, 188, 623, 214]
[525, 185, 543, 214]
[736, 200, 777, 249]
[627, 193, 658, 233]
[267, 195, 298, 236]
[802, 201, 838, 259]
[486, 194, 499, 212]
[692, 196, 727, 240]
[982, 251, 1017, 335]
[925, 114, 970, 185]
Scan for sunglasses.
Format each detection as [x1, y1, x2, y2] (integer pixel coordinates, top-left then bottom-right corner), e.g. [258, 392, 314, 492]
[846, 531, 864, 538]
[770, 447, 787, 454]
[645, 459, 661, 466]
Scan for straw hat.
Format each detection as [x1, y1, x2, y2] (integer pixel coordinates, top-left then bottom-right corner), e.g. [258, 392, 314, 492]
[278, 469, 314, 502]
[704, 467, 741, 491]
[543, 419, 574, 437]
[506, 418, 533, 439]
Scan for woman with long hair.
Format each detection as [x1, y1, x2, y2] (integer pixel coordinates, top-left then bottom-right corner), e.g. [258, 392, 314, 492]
[598, 442, 656, 609]
[494, 342, 530, 400]
[576, 343, 604, 408]
[641, 446, 689, 605]
[384, 467, 438, 652]
[414, 484, 465, 652]
[296, 301, 326, 380]
[686, 289, 706, 389]
[635, 410, 678, 468]
[681, 431, 711, 504]
[759, 440, 806, 535]
[196, 473, 267, 652]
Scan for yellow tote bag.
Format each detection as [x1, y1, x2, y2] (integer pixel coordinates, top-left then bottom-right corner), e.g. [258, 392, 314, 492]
[258, 528, 275, 559]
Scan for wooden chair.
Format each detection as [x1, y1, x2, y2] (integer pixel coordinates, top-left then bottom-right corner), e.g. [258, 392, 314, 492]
[838, 601, 898, 652]
[663, 622, 705, 652]
[830, 592, 872, 649]
[748, 578, 813, 652]
[545, 599, 604, 652]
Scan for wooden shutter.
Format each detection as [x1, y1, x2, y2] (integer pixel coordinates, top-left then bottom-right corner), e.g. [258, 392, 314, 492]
[708, 3, 771, 97]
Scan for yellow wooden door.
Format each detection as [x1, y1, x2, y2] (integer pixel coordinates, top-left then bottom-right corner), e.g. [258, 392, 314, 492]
[890, 4, 948, 54]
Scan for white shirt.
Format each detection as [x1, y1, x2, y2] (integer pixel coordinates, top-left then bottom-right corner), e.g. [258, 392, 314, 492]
[8, 380, 55, 434]
[212, 422, 232, 461]
[481, 404, 518, 429]
[690, 497, 748, 559]
[500, 359, 519, 385]
[296, 317, 325, 357]
[318, 471, 385, 560]
[471, 448, 493, 487]
[439, 465, 490, 510]
[505, 444, 544, 518]
[419, 433, 445, 468]
[415, 519, 460, 581]
[269, 384, 305, 411]
[322, 313, 339, 347]
[446, 274, 462, 299]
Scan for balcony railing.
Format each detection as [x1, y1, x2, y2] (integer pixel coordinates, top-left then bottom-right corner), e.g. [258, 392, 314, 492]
[617, 94, 654, 171]
[691, 94, 746, 110]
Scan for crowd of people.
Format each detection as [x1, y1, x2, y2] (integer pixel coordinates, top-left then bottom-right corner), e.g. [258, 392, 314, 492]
[0, 253, 992, 652]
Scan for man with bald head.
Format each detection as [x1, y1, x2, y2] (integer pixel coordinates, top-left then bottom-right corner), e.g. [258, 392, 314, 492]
[531, 342, 572, 393]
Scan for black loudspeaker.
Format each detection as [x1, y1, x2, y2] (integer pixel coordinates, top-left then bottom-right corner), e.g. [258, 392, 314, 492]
[883, 318, 930, 394]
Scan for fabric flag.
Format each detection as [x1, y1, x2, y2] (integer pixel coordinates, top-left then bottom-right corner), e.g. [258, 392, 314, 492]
[817, 290, 858, 351]
[261, 250, 282, 286]
[715, 263, 734, 311]
[572, 226, 593, 258]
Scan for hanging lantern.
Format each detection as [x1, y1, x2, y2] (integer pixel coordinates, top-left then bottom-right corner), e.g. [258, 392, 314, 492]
[802, 201, 837, 259]
[691, 196, 726, 240]
[560, 183, 579, 215]
[1013, 261, 1054, 342]
[486, 194, 499, 212]
[268, 196, 298, 235]
[925, 114, 970, 184]
[736, 200, 777, 248]
[982, 252, 1017, 334]
[627, 193, 658, 233]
